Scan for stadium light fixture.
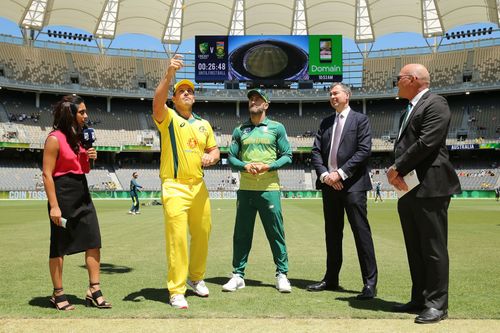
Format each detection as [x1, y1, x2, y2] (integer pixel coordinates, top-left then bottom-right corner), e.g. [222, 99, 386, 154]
[46, 29, 93, 42]
[445, 27, 494, 40]
[465, 91, 470, 95]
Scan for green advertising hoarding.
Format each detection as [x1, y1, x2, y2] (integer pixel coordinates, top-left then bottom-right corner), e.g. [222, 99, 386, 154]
[308, 35, 343, 81]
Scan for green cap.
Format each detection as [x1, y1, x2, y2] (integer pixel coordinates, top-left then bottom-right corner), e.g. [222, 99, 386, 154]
[247, 89, 270, 103]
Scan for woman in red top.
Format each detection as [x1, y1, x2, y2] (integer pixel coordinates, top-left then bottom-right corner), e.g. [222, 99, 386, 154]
[42, 95, 111, 310]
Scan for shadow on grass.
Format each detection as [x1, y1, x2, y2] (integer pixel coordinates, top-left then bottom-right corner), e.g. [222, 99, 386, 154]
[123, 288, 169, 304]
[78, 262, 133, 274]
[288, 278, 358, 294]
[29, 294, 86, 308]
[205, 276, 274, 289]
[287, 278, 360, 295]
[336, 295, 400, 313]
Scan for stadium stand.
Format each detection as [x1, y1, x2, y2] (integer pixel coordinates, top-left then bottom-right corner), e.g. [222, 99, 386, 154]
[0, 160, 44, 191]
[72, 53, 137, 91]
[142, 58, 169, 91]
[0, 41, 498, 193]
[0, 44, 68, 85]
[472, 46, 500, 85]
[362, 57, 396, 93]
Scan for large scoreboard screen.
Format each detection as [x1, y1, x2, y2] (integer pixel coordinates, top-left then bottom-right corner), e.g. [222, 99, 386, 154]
[195, 35, 342, 83]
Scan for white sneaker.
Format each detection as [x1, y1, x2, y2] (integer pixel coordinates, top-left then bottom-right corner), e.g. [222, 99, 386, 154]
[276, 273, 292, 293]
[135, 211, 141, 214]
[170, 294, 188, 309]
[187, 279, 209, 297]
[222, 274, 245, 292]
[128, 211, 135, 215]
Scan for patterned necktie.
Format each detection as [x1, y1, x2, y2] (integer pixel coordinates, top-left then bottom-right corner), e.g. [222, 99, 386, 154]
[398, 102, 412, 139]
[330, 113, 344, 170]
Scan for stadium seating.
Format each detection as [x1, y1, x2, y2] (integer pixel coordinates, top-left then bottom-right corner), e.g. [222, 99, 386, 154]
[72, 53, 137, 91]
[1, 43, 499, 192]
[362, 57, 396, 93]
[0, 160, 44, 190]
[0, 44, 68, 85]
[472, 46, 500, 85]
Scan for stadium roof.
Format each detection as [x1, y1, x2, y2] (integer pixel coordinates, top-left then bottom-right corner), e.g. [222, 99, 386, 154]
[4, 0, 500, 44]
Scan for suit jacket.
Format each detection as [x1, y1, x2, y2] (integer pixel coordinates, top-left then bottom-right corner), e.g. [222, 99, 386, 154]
[311, 109, 372, 192]
[394, 91, 461, 198]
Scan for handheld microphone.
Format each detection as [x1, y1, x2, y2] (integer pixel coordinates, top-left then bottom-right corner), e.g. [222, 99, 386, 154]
[82, 125, 96, 167]
[82, 125, 96, 149]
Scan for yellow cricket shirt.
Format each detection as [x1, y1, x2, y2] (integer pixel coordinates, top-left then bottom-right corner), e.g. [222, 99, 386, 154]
[154, 107, 217, 180]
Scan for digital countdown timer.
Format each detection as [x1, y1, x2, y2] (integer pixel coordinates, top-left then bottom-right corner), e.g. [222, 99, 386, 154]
[195, 36, 228, 82]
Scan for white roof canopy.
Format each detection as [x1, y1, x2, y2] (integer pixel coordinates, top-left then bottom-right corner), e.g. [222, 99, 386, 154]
[4, 0, 499, 44]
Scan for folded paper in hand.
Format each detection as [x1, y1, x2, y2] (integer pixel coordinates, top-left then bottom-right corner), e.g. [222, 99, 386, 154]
[395, 170, 420, 198]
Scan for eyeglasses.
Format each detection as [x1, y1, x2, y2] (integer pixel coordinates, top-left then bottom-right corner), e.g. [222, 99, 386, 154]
[396, 74, 414, 82]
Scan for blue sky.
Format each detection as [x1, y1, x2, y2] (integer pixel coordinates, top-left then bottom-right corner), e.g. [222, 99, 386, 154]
[0, 17, 497, 54]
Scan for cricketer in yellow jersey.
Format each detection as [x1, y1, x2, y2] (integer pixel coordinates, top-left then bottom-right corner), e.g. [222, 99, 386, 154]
[152, 54, 220, 309]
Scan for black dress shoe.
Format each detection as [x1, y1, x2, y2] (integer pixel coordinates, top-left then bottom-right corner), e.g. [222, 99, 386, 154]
[414, 307, 448, 324]
[306, 281, 339, 292]
[356, 285, 376, 300]
[392, 301, 425, 313]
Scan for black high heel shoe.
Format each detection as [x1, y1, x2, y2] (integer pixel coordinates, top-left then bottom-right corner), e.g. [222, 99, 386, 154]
[85, 282, 112, 309]
[50, 288, 75, 311]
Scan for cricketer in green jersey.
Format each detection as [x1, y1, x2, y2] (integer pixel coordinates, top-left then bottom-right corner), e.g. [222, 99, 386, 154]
[223, 89, 293, 293]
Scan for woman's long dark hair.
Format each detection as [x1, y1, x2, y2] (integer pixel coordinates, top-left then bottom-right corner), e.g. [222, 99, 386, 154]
[52, 95, 84, 155]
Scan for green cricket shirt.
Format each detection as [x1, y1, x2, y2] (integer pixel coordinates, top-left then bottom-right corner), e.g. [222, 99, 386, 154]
[228, 117, 292, 191]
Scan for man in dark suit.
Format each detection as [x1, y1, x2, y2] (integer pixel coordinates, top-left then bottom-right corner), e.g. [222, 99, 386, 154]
[387, 64, 461, 324]
[308, 82, 377, 300]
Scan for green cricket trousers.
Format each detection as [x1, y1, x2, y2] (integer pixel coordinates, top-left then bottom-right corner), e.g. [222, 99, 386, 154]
[232, 190, 289, 277]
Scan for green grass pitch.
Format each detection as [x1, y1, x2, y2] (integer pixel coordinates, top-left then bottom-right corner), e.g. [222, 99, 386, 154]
[0, 199, 499, 319]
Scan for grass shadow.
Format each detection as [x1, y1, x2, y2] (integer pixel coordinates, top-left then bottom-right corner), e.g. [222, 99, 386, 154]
[78, 262, 133, 275]
[288, 278, 359, 294]
[205, 276, 274, 289]
[336, 295, 400, 313]
[29, 294, 86, 308]
[123, 288, 169, 305]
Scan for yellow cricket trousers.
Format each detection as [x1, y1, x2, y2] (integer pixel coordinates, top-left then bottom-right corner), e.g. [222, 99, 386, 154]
[161, 178, 212, 296]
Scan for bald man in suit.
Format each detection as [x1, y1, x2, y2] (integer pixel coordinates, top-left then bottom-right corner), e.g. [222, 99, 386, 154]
[388, 64, 461, 324]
